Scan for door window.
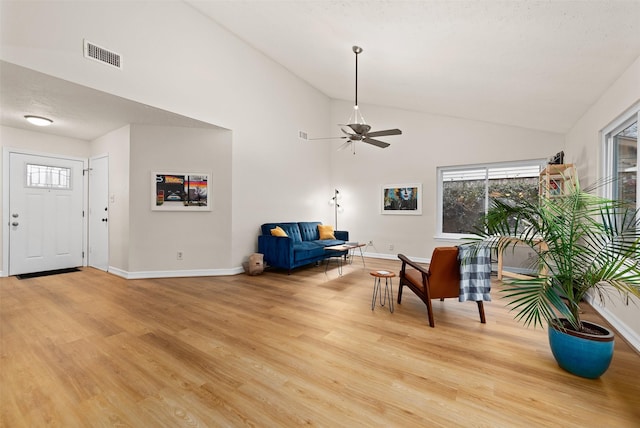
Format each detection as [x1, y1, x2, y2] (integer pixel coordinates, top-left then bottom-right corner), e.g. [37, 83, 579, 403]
[26, 164, 72, 189]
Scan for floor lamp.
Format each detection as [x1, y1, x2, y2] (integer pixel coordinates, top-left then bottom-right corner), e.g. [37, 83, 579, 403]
[330, 189, 341, 230]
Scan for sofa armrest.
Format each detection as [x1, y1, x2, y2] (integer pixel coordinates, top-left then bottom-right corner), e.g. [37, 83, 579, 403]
[335, 230, 349, 241]
[258, 235, 294, 269]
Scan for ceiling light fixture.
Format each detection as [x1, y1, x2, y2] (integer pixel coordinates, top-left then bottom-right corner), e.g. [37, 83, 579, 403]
[24, 115, 53, 127]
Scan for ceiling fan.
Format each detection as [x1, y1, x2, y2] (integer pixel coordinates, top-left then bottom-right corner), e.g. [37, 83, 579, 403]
[309, 45, 402, 154]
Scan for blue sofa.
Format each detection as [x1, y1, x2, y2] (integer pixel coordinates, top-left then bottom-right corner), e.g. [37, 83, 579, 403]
[258, 221, 349, 273]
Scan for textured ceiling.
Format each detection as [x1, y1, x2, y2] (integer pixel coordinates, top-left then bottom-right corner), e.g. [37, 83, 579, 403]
[187, 0, 640, 133]
[1, 1, 639, 140]
[0, 62, 219, 141]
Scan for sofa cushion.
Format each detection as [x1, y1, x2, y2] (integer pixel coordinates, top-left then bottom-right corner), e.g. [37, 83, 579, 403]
[318, 224, 336, 240]
[270, 226, 288, 237]
[298, 221, 322, 241]
[293, 241, 325, 262]
[261, 222, 302, 242]
[311, 239, 345, 247]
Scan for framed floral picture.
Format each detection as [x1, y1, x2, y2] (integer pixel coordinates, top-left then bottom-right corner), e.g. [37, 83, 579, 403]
[152, 172, 211, 211]
[381, 183, 422, 215]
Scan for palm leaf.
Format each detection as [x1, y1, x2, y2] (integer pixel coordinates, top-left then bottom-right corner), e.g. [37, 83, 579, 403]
[469, 177, 640, 332]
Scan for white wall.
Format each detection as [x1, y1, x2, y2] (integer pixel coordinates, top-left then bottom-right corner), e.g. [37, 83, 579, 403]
[128, 124, 232, 274]
[0, 125, 90, 275]
[330, 100, 564, 260]
[565, 55, 640, 350]
[1, 1, 334, 270]
[566, 55, 640, 185]
[90, 125, 131, 271]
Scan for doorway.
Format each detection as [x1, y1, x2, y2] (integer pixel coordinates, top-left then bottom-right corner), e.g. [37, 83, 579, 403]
[8, 151, 85, 276]
[88, 155, 109, 271]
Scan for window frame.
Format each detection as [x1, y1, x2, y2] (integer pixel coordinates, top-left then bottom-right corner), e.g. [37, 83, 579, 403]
[601, 102, 639, 210]
[436, 159, 546, 240]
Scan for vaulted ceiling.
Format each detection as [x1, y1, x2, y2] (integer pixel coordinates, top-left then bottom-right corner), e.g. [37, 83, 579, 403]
[188, 0, 640, 133]
[2, 1, 639, 140]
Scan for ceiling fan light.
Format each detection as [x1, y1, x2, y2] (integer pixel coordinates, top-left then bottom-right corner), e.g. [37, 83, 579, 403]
[24, 115, 53, 127]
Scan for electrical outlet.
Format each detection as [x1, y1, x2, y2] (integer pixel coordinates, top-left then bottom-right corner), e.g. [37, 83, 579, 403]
[388, 244, 394, 251]
[177, 251, 183, 260]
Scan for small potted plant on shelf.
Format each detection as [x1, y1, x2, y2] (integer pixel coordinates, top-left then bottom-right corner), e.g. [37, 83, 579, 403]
[471, 176, 640, 378]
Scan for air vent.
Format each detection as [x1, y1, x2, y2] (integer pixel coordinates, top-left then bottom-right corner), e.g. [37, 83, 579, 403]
[83, 39, 122, 69]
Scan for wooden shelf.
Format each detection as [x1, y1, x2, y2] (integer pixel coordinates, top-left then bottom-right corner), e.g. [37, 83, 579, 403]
[539, 163, 576, 199]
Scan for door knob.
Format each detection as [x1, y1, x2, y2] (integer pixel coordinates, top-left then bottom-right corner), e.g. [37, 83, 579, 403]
[11, 222, 18, 226]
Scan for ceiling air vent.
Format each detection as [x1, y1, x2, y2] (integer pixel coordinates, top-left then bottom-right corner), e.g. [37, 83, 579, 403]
[83, 39, 122, 69]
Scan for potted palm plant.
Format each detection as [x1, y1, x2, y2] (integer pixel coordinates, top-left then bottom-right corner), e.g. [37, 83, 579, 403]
[472, 176, 640, 378]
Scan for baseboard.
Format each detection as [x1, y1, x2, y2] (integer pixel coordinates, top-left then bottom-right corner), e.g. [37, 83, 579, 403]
[362, 252, 429, 264]
[107, 266, 245, 279]
[585, 295, 640, 354]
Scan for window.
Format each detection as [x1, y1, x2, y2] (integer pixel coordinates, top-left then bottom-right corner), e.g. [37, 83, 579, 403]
[437, 160, 545, 238]
[603, 106, 638, 210]
[26, 164, 72, 189]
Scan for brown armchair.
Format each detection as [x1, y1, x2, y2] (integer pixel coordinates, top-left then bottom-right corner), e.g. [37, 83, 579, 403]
[397, 248, 486, 327]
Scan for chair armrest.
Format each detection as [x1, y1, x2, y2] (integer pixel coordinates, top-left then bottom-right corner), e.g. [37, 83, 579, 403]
[398, 253, 429, 276]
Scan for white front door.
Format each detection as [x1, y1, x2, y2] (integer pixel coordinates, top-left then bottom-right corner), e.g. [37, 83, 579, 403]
[88, 155, 109, 271]
[9, 152, 84, 275]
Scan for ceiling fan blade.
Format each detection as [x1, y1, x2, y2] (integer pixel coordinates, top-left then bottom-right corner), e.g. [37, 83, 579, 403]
[307, 136, 348, 141]
[339, 125, 354, 136]
[366, 128, 402, 138]
[363, 137, 390, 148]
[337, 140, 353, 151]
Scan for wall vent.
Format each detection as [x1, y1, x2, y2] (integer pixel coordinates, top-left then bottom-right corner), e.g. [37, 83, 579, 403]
[83, 39, 122, 69]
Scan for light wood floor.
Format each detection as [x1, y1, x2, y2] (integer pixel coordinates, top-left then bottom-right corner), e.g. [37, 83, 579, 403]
[1, 258, 639, 427]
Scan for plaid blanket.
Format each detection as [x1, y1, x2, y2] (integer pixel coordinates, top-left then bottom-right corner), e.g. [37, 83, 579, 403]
[458, 244, 492, 302]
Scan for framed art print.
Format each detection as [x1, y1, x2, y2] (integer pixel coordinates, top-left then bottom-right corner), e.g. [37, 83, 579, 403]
[381, 183, 422, 215]
[152, 172, 211, 211]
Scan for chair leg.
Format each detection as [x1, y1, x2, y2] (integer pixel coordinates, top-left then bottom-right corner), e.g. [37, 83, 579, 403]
[425, 298, 435, 327]
[397, 283, 404, 303]
[477, 301, 486, 324]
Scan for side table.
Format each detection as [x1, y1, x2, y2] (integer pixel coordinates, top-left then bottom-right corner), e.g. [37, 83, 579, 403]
[345, 242, 366, 268]
[370, 270, 395, 313]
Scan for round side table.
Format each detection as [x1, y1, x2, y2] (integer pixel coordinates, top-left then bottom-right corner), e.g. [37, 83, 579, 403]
[370, 270, 395, 313]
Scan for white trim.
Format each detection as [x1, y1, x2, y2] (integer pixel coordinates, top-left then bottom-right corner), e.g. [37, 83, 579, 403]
[601, 102, 639, 202]
[585, 294, 640, 354]
[2, 149, 8, 277]
[108, 266, 245, 279]
[601, 100, 640, 136]
[363, 251, 429, 264]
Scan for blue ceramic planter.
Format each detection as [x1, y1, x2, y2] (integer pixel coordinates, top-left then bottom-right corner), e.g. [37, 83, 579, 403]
[548, 319, 614, 379]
